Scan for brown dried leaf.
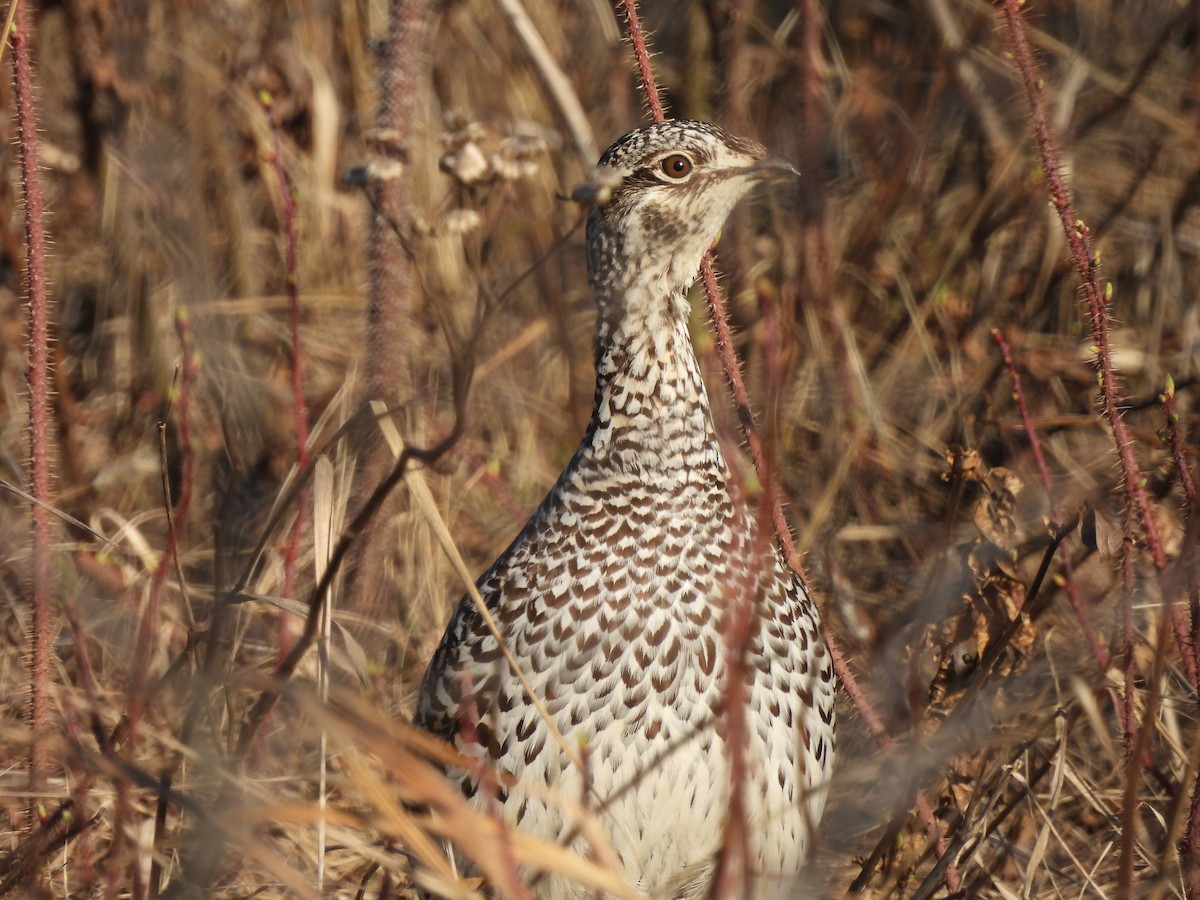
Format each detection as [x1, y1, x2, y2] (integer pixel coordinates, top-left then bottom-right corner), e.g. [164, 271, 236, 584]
[1080, 501, 1124, 559]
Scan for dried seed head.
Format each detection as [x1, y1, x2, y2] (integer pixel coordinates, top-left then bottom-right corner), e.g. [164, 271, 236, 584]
[439, 141, 489, 185]
[440, 208, 483, 236]
[491, 134, 547, 181]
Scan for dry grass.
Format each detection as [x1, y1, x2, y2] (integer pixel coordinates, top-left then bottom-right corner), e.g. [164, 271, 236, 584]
[2, 0, 1199, 896]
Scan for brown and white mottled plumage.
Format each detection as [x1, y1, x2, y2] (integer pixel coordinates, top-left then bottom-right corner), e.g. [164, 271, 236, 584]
[417, 120, 836, 898]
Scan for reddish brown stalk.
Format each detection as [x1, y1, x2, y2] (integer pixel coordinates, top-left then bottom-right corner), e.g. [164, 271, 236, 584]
[711, 494, 765, 898]
[797, 0, 833, 301]
[264, 93, 310, 636]
[1187, 774, 1200, 900]
[992, 329, 1107, 668]
[1164, 377, 1199, 512]
[616, 0, 949, 889]
[700, 261, 957, 883]
[619, 0, 665, 122]
[700, 261, 809, 600]
[1163, 377, 1200, 678]
[997, 1, 1198, 693]
[10, 0, 55, 822]
[1167, 374, 1200, 895]
[61, 595, 108, 753]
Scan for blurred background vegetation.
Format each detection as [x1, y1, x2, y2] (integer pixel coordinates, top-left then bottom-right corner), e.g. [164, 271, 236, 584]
[2, 0, 1199, 895]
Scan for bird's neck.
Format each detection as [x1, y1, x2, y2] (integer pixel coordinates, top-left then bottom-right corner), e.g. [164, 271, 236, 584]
[583, 284, 725, 476]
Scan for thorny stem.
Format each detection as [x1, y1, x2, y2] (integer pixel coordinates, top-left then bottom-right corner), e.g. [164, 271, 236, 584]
[1120, 606, 1172, 890]
[1166, 373, 1200, 896]
[711, 490, 766, 897]
[1188, 768, 1200, 900]
[619, 0, 665, 122]
[1163, 378, 1200, 679]
[617, 0, 952, 890]
[11, 0, 55, 823]
[998, 14, 1200, 894]
[998, 0, 1199, 694]
[992, 329, 1107, 669]
[699, 263, 811, 595]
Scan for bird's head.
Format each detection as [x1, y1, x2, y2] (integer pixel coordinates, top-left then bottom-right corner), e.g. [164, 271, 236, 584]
[580, 120, 796, 308]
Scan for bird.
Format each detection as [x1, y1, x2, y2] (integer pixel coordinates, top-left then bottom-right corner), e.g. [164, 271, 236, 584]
[416, 119, 836, 899]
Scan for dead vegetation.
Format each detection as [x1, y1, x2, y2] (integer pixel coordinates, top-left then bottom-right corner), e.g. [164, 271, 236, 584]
[2, 0, 1200, 896]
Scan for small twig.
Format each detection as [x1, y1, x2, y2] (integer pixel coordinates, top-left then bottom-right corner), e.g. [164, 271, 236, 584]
[992, 328, 1107, 668]
[1119, 600, 1172, 890]
[149, 771, 170, 898]
[128, 309, 198, 738]
[1180, 703, 1200, 898]
[312, 458, 335, 892]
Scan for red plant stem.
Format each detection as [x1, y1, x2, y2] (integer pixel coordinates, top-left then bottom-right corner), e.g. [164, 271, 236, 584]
[999, 0, 1200, 705]
[11, 0, 55, 820]
[616, 0, 950, 889]
[62, 595, 108, 751]
[999, 0, 1161, 563]
[265, 96, 310, 624]
[1120, 594, 1172, 890]
[1187, 771, 1200, 900]
[1164, 379, 1199, 509]
[1163, 378, 1200, 678]
[1167, 377, 1200, 896]
[701, 263, 809, 598]
[711, 496, 765, 898]
[699, 264, 954, 885]
[1120, 504, 1138, 754]
[619, 0, 665, 122]
[992, 329, 1107, 669]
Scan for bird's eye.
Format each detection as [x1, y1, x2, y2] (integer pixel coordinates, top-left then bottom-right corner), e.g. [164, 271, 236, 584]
[659, 154, 693, 179]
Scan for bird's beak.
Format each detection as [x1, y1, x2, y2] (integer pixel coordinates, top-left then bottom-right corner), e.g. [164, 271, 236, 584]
[752, 153, 800, 179]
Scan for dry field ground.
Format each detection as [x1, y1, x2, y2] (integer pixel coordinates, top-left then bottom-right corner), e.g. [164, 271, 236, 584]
[2, 0, 1200, 896]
